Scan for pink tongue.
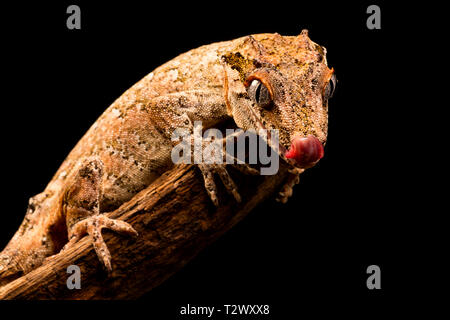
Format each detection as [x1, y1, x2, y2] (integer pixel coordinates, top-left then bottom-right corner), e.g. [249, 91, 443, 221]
[285, 135, 324, 167]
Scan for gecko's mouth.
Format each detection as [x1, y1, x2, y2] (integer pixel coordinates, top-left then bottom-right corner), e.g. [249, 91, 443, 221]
[285, 135, 324, 168]
[244, 103, 324, 169]
[248, 117, 324, 170]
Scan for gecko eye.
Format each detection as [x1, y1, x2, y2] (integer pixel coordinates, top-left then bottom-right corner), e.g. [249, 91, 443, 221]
[248, 79, 272, 108]
[324, 74, 337, 100]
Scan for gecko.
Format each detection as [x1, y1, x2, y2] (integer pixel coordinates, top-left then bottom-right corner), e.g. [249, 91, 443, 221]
[0, 30, 335, 285]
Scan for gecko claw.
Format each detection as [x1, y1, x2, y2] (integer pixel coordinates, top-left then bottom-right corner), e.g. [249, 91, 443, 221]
[198, 164, 241, 206]
[276, 171, 301, 203]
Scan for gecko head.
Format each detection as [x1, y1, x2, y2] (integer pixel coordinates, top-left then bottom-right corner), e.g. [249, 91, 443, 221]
[222, 30, 335, 169]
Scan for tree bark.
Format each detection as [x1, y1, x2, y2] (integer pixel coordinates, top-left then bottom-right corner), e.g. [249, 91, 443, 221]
[0, 162, 289, 300]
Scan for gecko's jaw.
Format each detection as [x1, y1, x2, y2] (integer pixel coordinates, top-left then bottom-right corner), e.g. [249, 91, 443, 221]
[285, 135, 324, 168]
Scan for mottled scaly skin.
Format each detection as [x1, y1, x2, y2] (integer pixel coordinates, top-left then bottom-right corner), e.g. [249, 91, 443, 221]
[0, 31, 334, 284]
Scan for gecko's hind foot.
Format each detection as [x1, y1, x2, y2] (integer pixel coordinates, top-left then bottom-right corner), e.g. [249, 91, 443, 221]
[64, 215, 138, 273]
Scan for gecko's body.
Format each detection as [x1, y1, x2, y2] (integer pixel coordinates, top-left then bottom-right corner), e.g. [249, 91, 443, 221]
[0, 31, 335, 284]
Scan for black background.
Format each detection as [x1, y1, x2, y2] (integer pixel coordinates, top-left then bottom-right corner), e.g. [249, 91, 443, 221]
[0, 0, 442, 317]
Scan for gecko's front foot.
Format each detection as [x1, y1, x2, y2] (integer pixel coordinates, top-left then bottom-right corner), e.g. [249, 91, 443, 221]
[275, 168, 303, 203]
[198, 162, 259, 207]
[64, 215, 138, 273]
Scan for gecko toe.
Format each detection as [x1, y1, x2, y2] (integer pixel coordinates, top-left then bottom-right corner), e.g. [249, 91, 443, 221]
[67, 215, 138, 273]
[198, 164, 242, 206]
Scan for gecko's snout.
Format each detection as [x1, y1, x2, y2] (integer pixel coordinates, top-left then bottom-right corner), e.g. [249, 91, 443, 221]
[285, 135, 324, 168]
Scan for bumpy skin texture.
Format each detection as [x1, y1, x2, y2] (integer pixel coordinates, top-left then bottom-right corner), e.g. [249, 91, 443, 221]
[0, 31, 334, 284]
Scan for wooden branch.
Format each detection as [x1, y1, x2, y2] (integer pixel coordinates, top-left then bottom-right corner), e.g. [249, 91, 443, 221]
[0, 162, 289, 300]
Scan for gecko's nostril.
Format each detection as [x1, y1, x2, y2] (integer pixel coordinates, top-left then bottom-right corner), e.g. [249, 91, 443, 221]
[285, 135, 324, 168]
